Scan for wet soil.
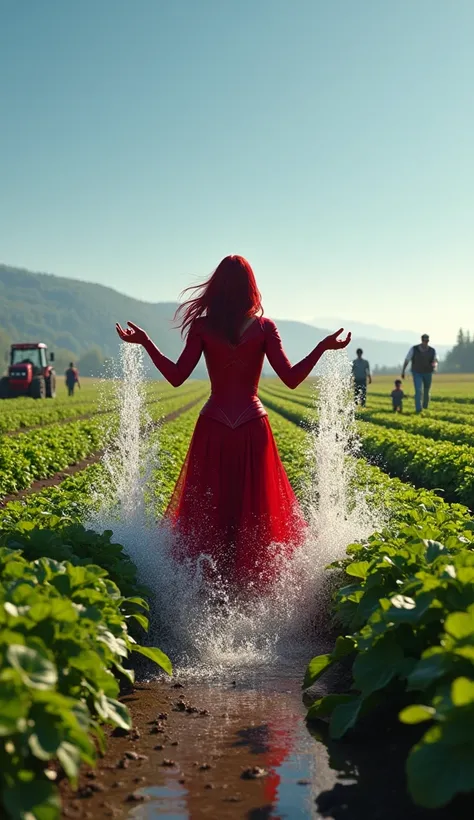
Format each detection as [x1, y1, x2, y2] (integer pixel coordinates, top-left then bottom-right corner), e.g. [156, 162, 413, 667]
[59, 667, 474, 820]
[60, 670, 337, 820]
[0, 396, 203, 507]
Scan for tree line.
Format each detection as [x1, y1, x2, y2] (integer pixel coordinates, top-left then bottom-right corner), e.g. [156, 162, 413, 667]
[441, 329, 474, 373]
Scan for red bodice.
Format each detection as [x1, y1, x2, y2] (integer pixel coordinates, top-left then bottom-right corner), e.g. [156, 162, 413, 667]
[143, 317, 327, 429]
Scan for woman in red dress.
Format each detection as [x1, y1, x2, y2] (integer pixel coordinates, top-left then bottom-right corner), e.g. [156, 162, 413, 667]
[116, 256, 350, 589]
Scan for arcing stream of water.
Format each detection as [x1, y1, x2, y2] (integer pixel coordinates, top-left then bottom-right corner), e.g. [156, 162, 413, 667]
[85, 347, 387, 818]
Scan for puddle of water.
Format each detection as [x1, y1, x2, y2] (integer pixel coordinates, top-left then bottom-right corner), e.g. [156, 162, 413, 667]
[126, 668, 340, 820]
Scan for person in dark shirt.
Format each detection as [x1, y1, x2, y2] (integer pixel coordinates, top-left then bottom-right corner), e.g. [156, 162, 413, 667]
[402, 334, 437, 413]
[391, 379, 405, 413]
[65, 363, 80, 396]
[352, 348, 371, 407]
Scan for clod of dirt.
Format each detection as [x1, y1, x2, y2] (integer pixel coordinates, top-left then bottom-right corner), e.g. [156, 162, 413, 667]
[117, 758, 129, 769]
[89, 782, 105, 793]
[199, 763, 212, 771]
[85, 771, 96, 779]
[161, 759, 176, 767]
[178, 778, 186, 784]
[199, 709, 211, 716]
[157, 712, 168, 720]
[133, 777, 146, 784]
[171, 740, 179, 746]
[77, 785, 94, 799]
[174, 699, 188, 711]
[126, 792, 150, 803]
[241, 766, 268, 780]
[130, 728, 141, 741]
[112, 781, 124, 788]
[186, 705, 200, 714]
[205, 783, 215, 790]
[154, 744, 165, 751]
[172, 682, 185, 688]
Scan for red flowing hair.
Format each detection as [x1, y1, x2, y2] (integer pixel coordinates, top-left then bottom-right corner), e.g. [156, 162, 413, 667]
[175, 255, 263, 345]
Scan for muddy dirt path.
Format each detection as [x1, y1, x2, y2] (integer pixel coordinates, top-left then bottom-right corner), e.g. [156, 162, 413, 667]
[59, 661, 469, 820]
[61, 666, 339, 820]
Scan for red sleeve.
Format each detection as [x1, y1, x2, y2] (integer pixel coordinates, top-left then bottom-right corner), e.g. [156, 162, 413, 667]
[264, 319, 327, 389]
[142, 322, 203, 387]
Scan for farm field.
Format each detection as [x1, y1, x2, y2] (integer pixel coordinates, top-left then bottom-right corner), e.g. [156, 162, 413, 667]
[0, 371, 473, 818]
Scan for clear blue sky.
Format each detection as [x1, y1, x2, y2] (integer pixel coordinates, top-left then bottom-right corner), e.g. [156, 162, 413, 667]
[1, 0, 473, 344]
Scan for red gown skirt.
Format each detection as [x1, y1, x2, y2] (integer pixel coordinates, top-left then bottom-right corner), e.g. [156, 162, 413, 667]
[165, 414, 306, 587]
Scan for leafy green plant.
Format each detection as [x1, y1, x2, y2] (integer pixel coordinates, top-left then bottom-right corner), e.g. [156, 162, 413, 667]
[304, 524, 474, 809]
[0, 546, 171, 820]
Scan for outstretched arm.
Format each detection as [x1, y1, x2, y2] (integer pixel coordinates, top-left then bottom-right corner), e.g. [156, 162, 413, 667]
[116, 321, 203, 387]
[401, 347, 414, 379]
[264, 320, 351, 389]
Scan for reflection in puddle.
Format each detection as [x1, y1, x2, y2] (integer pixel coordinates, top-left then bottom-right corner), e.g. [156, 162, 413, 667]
[127, 669, 332, 819]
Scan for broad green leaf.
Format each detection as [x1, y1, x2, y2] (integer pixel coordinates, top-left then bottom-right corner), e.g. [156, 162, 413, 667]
[330, 697, 363, 739]
[49, 598, 77, 623]
[451, 676, 474, 707]
[399, 704, 435, 724]
[424, 540, 446, 563]
[307, 694, 356, 721]
[126, 612, 149, 631]
[7, 645, 57, 690]
[407, 652, 447, 691]
[57, 741, 81, 785]
[113, 661, 135, 684]
[302, 654, 333, 690]
[97, 630, 128, 658]
[124, 596, 150, 611]
[445, 611, 474, 640]
[133, 644, 172, 676]
[345, 561, 370, 580]
[3, 780, 61, 820]
[333, 635, 356, 659]
[353, 639, 403, 696]
[407, 725, 474, 808]
[94, 694, 131, 730]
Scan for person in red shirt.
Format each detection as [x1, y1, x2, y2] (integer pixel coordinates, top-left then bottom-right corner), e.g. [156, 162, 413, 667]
[65, 362, 80, 396]
[116, 255, 351, 589]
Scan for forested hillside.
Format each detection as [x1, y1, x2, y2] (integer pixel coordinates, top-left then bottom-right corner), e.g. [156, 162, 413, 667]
[0, 263, 459, 376]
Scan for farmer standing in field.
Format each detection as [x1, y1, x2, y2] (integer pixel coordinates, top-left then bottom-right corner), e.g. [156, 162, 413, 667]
[352, 348, 372, 406]
[402, 334, 438, 413]
[65, 362, 80, 396]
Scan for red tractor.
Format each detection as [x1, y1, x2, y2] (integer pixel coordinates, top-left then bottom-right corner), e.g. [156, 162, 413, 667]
[0, 343, 56, 399]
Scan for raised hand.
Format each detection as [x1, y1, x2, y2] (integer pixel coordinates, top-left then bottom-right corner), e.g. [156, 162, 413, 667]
[115, 321, 149, 345]
[322, 328, 352, 351]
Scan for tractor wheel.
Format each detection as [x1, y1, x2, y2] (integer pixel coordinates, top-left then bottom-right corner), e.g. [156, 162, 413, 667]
[31, 377, 46, 399]
[46, 373, 56, 398]
[0, 377, 10, 399]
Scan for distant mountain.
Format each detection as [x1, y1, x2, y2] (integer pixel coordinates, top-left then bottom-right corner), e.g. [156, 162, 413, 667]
[0, 264, 450, 378]
[310, 316, 451, 353]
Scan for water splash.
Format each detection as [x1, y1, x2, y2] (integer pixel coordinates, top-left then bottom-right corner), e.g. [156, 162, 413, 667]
[89, 346, 384, 674]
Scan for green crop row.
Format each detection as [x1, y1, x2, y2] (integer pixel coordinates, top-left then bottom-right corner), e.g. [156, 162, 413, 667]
[261, 391, 474, 508]
[358, 409, 474, 448]
[266, 391, 474, 807]
[303, 509, 474, 809]
[0, 537, 171, 819]
[0, 391, 207, 500]
[360, 423, 474, 508]
[0, 381, 206, 435]
[0, 406, 202, 533]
